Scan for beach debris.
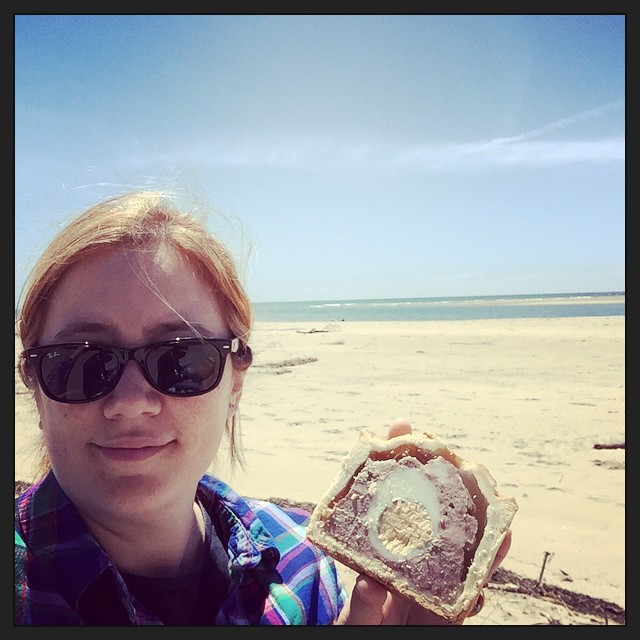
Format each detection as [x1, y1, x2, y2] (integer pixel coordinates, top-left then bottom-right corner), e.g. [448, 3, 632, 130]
[15, 480, 32, 496]
[296, 322, 340, 334]
[592, 459, 625, 470]
[254, 356, 318, 369]
[252, 356, 319, 376]
[593, 442, 625, 450]
[489, 567, 625, 625]
[536, 551, 553, 587]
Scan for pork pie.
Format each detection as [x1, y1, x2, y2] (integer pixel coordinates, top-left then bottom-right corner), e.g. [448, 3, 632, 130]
[306, 429, 518, 623]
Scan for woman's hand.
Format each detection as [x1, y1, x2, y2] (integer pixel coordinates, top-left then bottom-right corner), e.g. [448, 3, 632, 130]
[335, 418, 512, 625]
[336, 573, 455, 624]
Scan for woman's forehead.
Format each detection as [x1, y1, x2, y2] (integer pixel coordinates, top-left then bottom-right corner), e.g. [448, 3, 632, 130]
[40, 246, 228, 342]
[70, 243, 196, 284]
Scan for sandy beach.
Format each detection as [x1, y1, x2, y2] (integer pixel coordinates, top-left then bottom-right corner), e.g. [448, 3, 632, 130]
[15, 315, 625, 625]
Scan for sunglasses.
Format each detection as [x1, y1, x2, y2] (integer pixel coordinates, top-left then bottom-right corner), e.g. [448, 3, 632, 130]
[24, 337, 241, 404]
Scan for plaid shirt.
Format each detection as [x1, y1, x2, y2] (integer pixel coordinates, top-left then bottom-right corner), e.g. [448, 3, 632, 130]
[15, 471, 347, 625]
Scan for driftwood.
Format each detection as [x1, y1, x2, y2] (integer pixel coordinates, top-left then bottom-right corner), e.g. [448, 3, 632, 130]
[295, 322, 340, 334]
[593, 442, 625, 450]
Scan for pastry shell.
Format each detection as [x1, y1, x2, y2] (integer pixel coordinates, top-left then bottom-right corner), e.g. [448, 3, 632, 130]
[306, 429, 518, 623]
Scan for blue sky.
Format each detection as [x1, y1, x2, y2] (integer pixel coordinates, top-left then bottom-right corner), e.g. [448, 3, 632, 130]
[15, 14, 625, 304]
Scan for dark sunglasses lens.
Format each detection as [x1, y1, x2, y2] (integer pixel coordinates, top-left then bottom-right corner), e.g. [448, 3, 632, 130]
[144, 342, 223, 395]
[39, 345, 121, 402]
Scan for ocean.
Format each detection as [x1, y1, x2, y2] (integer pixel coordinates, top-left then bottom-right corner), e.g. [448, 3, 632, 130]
[252, 292, 625, 323]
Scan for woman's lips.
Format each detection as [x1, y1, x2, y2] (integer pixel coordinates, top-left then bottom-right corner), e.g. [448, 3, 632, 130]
[94, 442, 171, 462]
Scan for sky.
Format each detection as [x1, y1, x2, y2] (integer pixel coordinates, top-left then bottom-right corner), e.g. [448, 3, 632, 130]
[14, 14, 625, 304]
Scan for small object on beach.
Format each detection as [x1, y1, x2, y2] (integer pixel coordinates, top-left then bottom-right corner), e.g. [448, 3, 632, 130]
[559, 569, 573, 582]
[536, 551, 553, 587]
[296, 322, 339, 334]
[307, 429, 518, 623]
[593, 442, 625, 450]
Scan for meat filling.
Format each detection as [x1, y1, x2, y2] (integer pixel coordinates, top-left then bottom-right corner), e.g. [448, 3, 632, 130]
[322, 455, 478, 604]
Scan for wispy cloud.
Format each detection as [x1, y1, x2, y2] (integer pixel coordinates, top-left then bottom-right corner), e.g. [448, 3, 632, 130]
[487, 99, 624, 145]
[441, 99, 626, 167]
[396, 137, 624, 170]
[114, 101, 624, 174]
[118, 135, 623, 175]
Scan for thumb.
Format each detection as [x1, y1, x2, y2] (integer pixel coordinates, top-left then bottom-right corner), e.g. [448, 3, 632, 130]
[388, 418, 412, 439]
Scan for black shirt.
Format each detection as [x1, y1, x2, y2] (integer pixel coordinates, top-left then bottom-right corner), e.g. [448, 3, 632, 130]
[78, 505, 230, 625]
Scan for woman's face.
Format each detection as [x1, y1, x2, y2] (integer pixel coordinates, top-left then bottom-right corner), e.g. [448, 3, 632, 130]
[35, 244, 245, 522]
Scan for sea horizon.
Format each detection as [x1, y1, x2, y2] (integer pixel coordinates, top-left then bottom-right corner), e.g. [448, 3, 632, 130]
[13, 290, 625, 324]
[252, 291, 625, 323]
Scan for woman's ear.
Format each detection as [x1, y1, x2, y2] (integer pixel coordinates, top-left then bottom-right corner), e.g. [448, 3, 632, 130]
[227, 368, 246, 418]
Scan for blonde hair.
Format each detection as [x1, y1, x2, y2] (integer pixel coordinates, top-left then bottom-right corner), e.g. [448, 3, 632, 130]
[17, 190, 253, 477]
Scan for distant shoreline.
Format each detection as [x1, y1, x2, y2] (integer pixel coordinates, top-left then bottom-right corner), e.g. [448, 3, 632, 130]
[15, 291, 624, 316]
[251, 292, 625, 323]
[252, 291, 625, 305]
[442, 294, 625, 306]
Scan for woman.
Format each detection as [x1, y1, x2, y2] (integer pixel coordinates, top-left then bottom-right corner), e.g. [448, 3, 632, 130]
[15, 191, 509, 625]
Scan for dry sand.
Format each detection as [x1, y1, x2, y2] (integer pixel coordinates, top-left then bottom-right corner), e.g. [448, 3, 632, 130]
[15, 315, 625, 625]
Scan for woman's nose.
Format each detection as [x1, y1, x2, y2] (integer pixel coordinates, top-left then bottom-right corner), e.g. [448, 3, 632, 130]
[101, 361, 162, 418]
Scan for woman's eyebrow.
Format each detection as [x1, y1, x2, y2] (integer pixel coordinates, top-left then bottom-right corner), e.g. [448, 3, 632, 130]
[50, 321, 115, 342]
[149, 321, 214, 337]
[49, 320, 219, 343]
